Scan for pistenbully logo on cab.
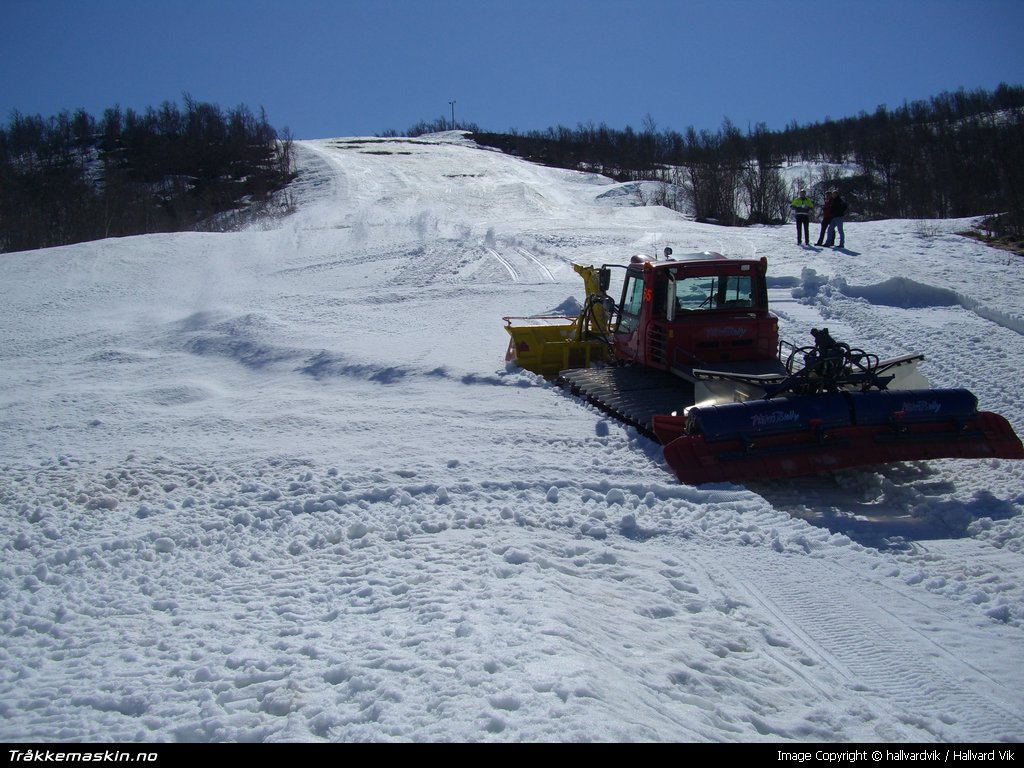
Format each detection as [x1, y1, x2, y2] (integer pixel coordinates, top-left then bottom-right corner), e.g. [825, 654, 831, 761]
[704, 326, 749, 339]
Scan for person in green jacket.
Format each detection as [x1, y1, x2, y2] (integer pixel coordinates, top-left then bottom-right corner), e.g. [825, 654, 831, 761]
[791, 189, 814, 245]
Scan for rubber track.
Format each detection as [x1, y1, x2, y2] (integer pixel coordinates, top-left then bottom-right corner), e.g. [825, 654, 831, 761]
[557, 366, 694, 441]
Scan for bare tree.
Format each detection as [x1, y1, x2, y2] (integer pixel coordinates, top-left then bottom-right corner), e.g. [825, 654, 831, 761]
[742, 160, 789, 223]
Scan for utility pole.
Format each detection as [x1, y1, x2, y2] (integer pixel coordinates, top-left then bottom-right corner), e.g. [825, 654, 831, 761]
[449, 100, 456, 130]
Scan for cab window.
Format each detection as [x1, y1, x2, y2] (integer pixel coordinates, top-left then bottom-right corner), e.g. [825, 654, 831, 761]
[674, 274, 752, 311]
[617, 274, 646, 333]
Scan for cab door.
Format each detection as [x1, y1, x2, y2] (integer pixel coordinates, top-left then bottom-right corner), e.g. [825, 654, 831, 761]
[612, 269, 647, 363]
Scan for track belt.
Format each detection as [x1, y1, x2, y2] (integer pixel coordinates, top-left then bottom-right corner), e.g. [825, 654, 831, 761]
[557, 366, 693, 441]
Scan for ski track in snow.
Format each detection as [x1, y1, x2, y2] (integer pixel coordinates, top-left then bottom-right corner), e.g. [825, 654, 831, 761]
[515, 246, 555, 282]
[708, 549, 1023, 741]
[484, 246, 556, 284]
[1, 134, 1023, 742]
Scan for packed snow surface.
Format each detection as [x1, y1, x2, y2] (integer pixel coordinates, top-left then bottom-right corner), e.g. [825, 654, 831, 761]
[2, 133, 1023, 742]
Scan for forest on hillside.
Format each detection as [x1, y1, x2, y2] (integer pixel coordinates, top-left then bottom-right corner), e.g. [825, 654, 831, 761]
[464, 84, 1024, 244]
[0, 96, 295, 254]
[3, 85, 1022, 254]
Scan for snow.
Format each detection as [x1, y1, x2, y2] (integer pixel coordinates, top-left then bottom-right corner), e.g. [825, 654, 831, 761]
[1, 132, 1023, 743]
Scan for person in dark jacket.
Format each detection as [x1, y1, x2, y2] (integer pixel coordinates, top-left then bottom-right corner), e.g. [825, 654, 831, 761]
[815, 190, 833, 246]
[791, 189, 813, 245]
[825, 190, 847, 247]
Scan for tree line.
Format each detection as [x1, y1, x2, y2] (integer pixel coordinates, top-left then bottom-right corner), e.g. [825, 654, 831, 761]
[466, 84, 1024, 241]
[0, 96, 296, 253]
[6, 85, 1022, 254]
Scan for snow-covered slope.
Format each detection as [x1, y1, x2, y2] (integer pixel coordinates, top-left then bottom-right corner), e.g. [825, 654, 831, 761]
[1, 133, 1022, 742]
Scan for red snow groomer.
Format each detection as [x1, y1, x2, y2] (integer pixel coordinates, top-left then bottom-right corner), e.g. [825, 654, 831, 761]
[503, 252, 1023, 484]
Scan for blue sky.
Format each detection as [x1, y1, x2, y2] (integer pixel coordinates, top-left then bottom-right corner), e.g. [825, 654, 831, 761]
[3, 0, 1023, 139]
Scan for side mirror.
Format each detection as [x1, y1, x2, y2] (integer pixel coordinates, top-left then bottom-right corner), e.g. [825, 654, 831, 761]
[598, 267, 611, 293]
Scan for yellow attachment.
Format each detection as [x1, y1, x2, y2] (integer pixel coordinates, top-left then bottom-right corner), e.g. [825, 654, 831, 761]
[502, 264, 611, 378]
